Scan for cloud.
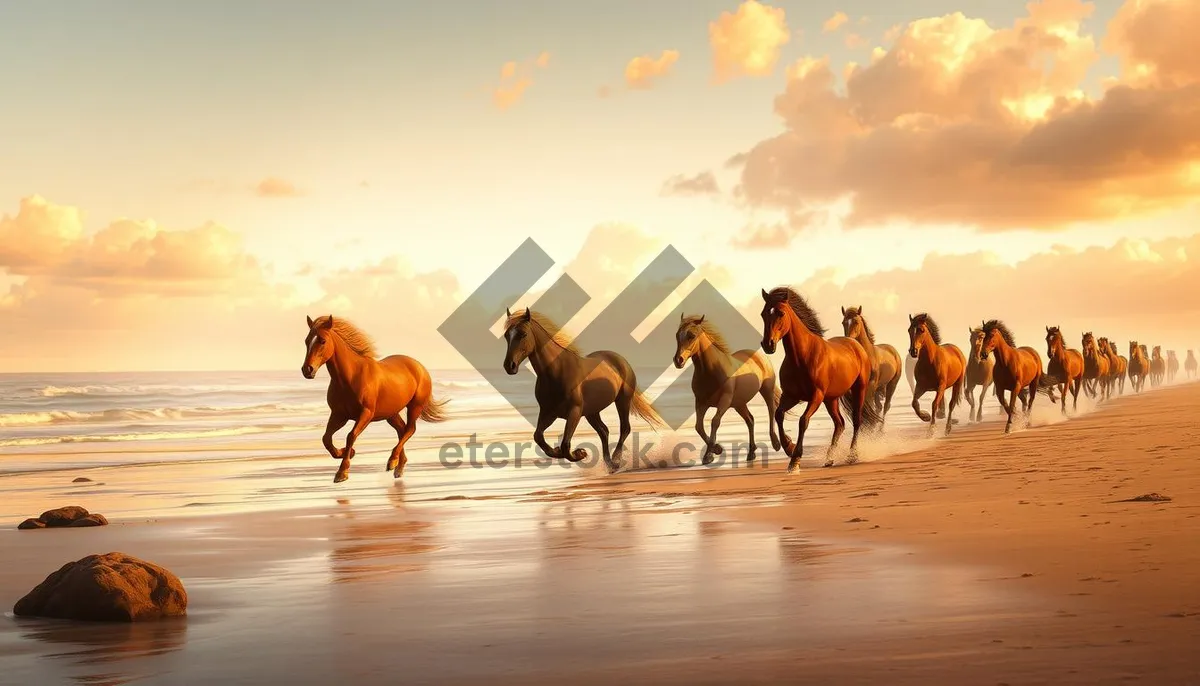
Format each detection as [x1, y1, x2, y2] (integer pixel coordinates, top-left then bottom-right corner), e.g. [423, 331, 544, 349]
[254, 177, 304, 198]
[661, 171, 720, 197]
[493, 53, 551, 110]
[625, 50, 681, 90]
[822, 11, 849, 33]
[709, 1, 791, 83]
[722, 0, 1200, 241]
[844, 32, 869, 49]
[776, 230, 1200, 352]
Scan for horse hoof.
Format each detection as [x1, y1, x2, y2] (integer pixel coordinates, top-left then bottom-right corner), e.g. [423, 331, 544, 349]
[702, 452, 716, 466]
[786, 466, 800, 475]
[771, 440, 781, 452]
[845, 454, 859, 465]
[746, 453, 757, 463]
[568, 449, 588, 462]
[709, 443, 723, 455]
[393, 466, 405, 479]
[333, 472, 349, 484]
[822, 460, 834, 468]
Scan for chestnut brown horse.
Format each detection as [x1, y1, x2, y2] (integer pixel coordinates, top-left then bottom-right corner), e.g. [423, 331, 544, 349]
[1045, 326, 1084, 414]
[840, 306, 903, 422]
[1105, 338, 1127, 396]
[1128, 341, 1151, 392]
[1081, 332, 1111, 401]
[760, 287, 881, 473]
[906, 314, 965, 436]
[1150, 345, 1166, 387]
[1186, 350, 1197, 380]
[979, 320, 1045, 434]
[965, 327, 994, 423]
[302, 315, 449, 483]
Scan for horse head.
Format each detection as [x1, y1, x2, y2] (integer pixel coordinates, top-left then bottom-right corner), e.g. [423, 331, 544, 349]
[302, 315, 336, 379]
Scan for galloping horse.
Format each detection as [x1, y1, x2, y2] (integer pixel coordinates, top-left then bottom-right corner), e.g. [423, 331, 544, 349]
[965, 327, 994, 423]
[840, 306, 903, 420]
[1045, 326, 1084, 414]
[502, 308, 664, 473]
[1167, 351, 1179, 383]
[674, 313, 781, 464]
[1082, 332, 1111, 401]
[906, 313, 965, 436]
[1186, 350, 1198, 380]
[301, 315, 449, 483]
[1150, 346, 1166, 387]
[760, 287, 881, 473]
[979, 320, 1045, 434]
[1103, 338, 1127, 396]
[1128, 341, 1150, 393]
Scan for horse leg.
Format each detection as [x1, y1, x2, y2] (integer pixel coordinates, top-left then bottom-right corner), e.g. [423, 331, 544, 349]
[964, 382, 977, 424]
[386, 415, 407, 474]
[558, 408, 587, 462]
[704, 395, 734, 466]
[1059, 380, 1068, 416]
[786, 395, 824, 474]
[758, 380, 781, 452]
[1025, 376, 1038, 427]
[733, 403, 758, 462]
[584, 414, 612, 471]
[882, 375, 900, 422]
[775, 393, 801, 458]
[693, 400, 713, 457]
[611, 394, 633, 469]
[821, 397, 845, 468]
[322, 414, 350, 460]
[533, 407, 560, 459]
[996, 387, 1016, 434]
[946, 379, 963, 436]
[334, 409, 374, 483]
[911, 384, 931, 423]
[927, 386, 945, 437]
[980, 381, 992, 422]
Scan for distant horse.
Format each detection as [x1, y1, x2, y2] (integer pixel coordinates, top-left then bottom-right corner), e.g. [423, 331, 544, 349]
[907, 313, 965, 436]
[1167, 350, 1179, 383]
[301, 315, 449, 483]
[1097, 337, 1118, 398]
[1103, 338, 1127, 396]
[1081, 332, 1111, 401]
[1185, 350, 1197, 380]
[1150, 346, 1166, 387]
[674, 313, 781, 464]
[1045, 326, 1084, 414]
[964, 327, 994, 423]
[1128, 341, 1150, 393]
[760, 287, 882, 473]
[979, 320, 1045, 434]
[840, 306, 903, 421]
[503, 308, 664, 473]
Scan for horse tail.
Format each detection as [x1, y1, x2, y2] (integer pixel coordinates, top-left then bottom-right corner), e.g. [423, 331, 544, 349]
[419, 396, 451, 423]
[1036, 370, 1060, 403]
[842, 391, 884, 432]
[630, 388, 667, 431]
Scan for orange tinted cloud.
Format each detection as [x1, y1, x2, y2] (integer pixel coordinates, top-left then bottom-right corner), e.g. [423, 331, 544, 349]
[822, 12, 849, 33]
[625, 50, 681, 90]
[709, 1, 790, 83]
[254, 177, 304, 198]
[493, 53, 551, 110]
[661, 171, 720, 196]
[720, 0, 1200, 241]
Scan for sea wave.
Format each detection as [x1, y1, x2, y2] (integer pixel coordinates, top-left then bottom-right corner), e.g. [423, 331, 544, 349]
[33, 383, 301, 398]
[0, 424, 304, 447]
[0, 402, 328, 427]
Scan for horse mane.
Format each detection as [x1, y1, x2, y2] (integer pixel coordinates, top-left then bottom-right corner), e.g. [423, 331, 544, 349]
[981, 319, 1015, 347]
[504, 309, 582, 355]
[911, 313, 941, 344]
[842, 306, 874, 343]
[312, 315, 377, 358]
[767, 287, 826, 336]
[678, 315, 731, 354]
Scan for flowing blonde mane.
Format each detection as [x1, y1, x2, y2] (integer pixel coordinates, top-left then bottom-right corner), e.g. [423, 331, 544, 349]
[504, 309, 582, 355]
[312, 315, 377, 358]
[678, 315, 731, 354]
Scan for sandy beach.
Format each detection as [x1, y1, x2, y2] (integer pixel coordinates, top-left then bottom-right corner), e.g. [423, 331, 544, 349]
[3, 381, 1200, 684]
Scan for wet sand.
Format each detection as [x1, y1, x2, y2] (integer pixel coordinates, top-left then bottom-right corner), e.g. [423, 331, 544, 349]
[2, 383, 1199, 684]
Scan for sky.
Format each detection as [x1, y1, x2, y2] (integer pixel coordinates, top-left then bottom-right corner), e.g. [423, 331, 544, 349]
[1, 0, 1199, 372]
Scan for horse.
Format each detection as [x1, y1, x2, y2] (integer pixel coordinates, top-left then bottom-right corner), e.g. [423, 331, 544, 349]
[1167, 350, 1179, 383]
[301, 315, 449, 483]
[760, 287, 882, 473]
[1103, 338, 1127, 396]
[1128, 341, 1151, 393]
[906, 313, 966, 436]
[1150, 346, 1166, 387]
[1186, 350, 1198, 380]
[1045, 326, 1085, 414]
[978, 320, 1045, 434]
[674, 313, 782, 464]
[840, 306, 903, 421]
[964, 327, 994, 423]
[1081, 332, 1111, 401]
[502, 308, 664, 473]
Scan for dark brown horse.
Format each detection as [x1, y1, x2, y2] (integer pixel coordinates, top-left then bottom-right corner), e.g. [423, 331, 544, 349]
[1045, 326, 1084, 414]
[964, 326, 994, 423]
[1081, 332, 1111, 401]
[840, 306, 903, 421]
[503, 308, 664, 473]
[302, 315, 449, 483]
[907, 314, 965, 436]
[1150, 346, 1166, 387]
[1128, 341, 1151, 392]
[979, 320, 1044, 434]
[761, 287, 881, 473]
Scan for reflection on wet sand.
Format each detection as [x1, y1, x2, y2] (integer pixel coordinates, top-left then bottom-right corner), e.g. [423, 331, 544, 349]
[14, 616, 187, 685]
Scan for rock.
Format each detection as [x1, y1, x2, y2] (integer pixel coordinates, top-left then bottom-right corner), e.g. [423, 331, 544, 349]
[13, 552, 187, 622]
[68, 514, 109, 527]
[72, 477, 93, 483]
[18, 518, 47, 530]
[39, 506, 90, 527]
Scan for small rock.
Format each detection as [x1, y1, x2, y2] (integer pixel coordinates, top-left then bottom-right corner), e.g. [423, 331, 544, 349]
[13, 552, 187, 622]
[18, 518, 47, 530]
[69, 514, 109, 527]
[72, 477, 93, 483]
[1124, 493, 1171, 503]
[39, 506, 90, 527]
[846, 517, 868, 523]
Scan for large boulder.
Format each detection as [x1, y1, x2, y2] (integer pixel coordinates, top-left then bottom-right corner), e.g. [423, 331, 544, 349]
[69, 514, 109, 527]
[17, 518, 46, 530]
[39, 506, 91, 527]
[13, 552, 188, 622]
